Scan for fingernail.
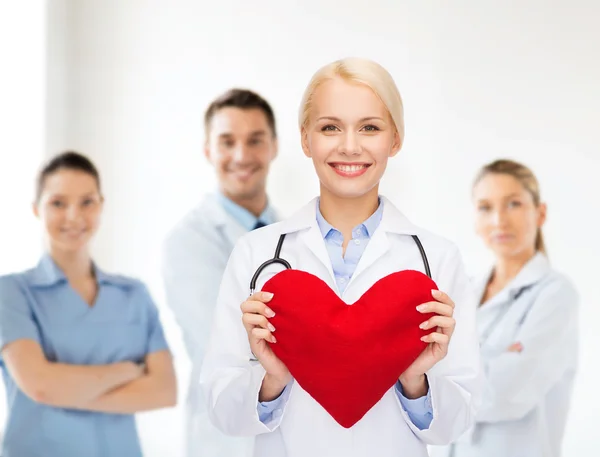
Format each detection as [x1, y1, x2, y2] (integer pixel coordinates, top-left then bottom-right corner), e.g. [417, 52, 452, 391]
[431, 289, 441, 298]
[271, 336, 277, 343]
[416, 305, 426, 312]
[265, 308, 275, 318]
[268, 323, 276, 332]
[419, 321, 428, 329]
[420, 336, 428, 342]
[263, 292, 274, 300]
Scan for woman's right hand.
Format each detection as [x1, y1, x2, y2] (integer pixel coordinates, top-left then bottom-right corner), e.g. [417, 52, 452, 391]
[241, 291, 292, 401]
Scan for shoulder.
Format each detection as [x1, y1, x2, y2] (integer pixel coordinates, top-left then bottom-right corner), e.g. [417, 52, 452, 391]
[0, 272, 26, 297]
[536, 268, 579, 306]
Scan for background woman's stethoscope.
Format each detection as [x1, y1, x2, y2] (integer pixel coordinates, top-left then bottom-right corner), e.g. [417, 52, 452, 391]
[248, 233, 432, 362]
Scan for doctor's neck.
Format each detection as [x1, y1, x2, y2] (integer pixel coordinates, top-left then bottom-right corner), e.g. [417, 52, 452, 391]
[222, 189, 268, 218]
[319, 187, 380, 238]
[493, 248, 537, 285]
[49, 247, 94, 282]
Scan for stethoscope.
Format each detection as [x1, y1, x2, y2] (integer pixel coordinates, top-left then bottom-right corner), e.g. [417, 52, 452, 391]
[478, 284, 534, 347]
[249, 233, 432, 295]
[248, 232, 432, 362]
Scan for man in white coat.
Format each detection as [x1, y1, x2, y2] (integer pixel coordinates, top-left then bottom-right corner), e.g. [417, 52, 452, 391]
[161, 89, 279, 457]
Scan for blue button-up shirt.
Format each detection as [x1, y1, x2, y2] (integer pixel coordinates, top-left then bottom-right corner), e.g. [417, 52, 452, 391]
[216, 192, 277, 230]
[257, 198, 433, 429]
[0, 255, 170, 457]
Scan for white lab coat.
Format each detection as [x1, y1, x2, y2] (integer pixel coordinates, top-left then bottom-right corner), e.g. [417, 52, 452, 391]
[430, 253, 579, 457]
[200, 196, 482, 457]
[162, 193, 262, 457]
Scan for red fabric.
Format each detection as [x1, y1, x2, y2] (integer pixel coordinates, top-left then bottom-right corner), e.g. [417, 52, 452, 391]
[261, 269, 437, 428]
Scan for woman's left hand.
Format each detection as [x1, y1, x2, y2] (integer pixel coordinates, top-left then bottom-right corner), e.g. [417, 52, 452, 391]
[399, 289, 456, 397]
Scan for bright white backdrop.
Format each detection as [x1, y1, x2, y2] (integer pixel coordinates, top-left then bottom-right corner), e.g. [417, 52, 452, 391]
[1, 1, 598, 456]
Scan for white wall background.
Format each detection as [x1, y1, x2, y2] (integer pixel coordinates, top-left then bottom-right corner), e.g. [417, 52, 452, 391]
[1, 0, 597, 455]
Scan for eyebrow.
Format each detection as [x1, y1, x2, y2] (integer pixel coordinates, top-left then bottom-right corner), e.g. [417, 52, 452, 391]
[218, 130, 268, 139]
[476, 193, 523, 202]
[317, 116, 386, 123]
[48, 192, 97, 199]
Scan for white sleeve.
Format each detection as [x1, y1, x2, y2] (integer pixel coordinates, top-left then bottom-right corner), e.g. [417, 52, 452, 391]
[161, 226, 227, 364]
[476, 278, 579, 422]
[397, 243, 483, 445]
[199, 237, 286, 436]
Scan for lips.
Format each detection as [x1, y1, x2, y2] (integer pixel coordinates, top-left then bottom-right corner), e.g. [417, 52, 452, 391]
[229, 167, 259, 181]
[329, 162, 371, 177]
[60, 229, 86, 238]
[492, 233, 514, 243]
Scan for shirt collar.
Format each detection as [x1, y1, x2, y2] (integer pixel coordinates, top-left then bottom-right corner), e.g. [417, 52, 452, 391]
[27, 253, 121, 288]
[216, 191, 276, 231]
[315, 197, 384, 239]
[475, 251, 551, 305]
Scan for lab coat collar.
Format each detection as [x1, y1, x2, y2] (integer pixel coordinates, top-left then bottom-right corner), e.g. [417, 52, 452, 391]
[278, 195, 420, 236]
[27, 253, 127, 288]
[278, 195, 421, 293]
[476, 252, 550, 307]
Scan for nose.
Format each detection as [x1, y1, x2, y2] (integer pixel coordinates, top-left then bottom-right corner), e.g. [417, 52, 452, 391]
[65, 204, 82, 222]
[340, 131, 361, 156]
[491, 207, 508, 227]
[232, 143, 253, 163]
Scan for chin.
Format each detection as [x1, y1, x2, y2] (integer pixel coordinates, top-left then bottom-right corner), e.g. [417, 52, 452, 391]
[52, 238, 90, 254]
[324, 182, 379, 200]
[491, 244, 527, 259]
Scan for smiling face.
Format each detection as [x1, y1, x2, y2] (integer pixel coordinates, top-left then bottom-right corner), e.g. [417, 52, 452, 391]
[34, 168, 103, 255]
[473, 172, 546, 259]
[301, 77, 401, 201]
[205, 107, 278, 205]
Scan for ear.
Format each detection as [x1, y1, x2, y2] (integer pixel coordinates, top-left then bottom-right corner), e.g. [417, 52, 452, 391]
[203, 141, 212, 163]
[389, 130, 403, 157]
[537, 202, 547, 228]
[271, 137, 279, 161]
[32, 201, 40, 219]
[301, 127, 311, 158]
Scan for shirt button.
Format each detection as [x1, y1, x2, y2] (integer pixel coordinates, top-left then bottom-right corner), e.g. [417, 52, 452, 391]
[354, 239, 361, 245]
[340, 278, 346, 283]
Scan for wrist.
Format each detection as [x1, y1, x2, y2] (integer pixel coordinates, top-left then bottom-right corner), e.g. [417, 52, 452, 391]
[118, 362, 141, 381]
[259, 372, 291, 402]
[398, 373, 428, 399]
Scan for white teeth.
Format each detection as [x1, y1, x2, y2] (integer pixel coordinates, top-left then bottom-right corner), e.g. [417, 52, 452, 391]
[335, 164, 366, 172]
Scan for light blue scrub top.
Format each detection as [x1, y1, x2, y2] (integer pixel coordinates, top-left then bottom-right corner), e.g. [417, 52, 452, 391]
[0, 254, 170, 457]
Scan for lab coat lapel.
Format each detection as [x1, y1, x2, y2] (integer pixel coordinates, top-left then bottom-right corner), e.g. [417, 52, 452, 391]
[346, 227, 390, 290]
[280, 198, 338, 292]
[478, 252, 550, 310]
[203, 194, 247, 249]
[298, 226, 338, 291]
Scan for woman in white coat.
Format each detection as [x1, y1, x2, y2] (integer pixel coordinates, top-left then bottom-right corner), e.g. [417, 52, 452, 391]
[432, 159, 579, 457]
[200, 57, 482, 457]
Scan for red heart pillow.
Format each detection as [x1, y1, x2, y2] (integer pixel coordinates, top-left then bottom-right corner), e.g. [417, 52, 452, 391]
[261, 269, 437, 428]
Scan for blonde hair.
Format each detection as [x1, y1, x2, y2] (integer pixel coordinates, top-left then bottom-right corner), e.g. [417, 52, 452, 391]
[298, 57, 405, 144]
[474, 159, 547, 255]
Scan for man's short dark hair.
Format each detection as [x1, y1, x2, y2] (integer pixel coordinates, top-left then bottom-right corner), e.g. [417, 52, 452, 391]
[204, 89, 277, 138]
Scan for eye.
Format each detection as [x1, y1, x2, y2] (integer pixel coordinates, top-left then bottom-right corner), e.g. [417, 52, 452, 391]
[82, 198, 95, 206]
[508, 200, 522, 208]
[321, 124, 339, 132]
[477, 204, 491, 212]
[362, 124, 380, 132]
[249, 138, 264, 146]
[50, 200, 64, 208]
[221, 139, 235, 148]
